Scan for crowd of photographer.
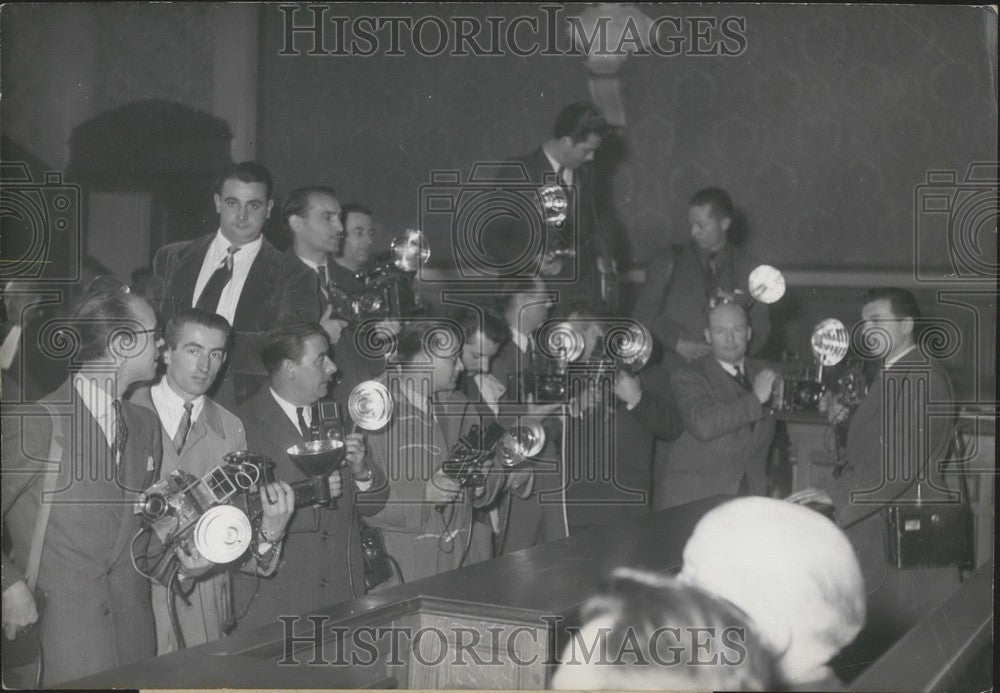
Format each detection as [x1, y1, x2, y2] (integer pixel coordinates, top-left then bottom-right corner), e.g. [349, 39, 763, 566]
[0, 101, 967, 690]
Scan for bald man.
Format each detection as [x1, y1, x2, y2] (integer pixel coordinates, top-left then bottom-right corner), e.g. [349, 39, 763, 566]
[679, 497, 866, 689]
[653, 303, 777, 509]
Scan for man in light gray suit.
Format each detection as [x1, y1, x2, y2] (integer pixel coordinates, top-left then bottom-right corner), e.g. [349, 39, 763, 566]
[129, 308, 294, 653]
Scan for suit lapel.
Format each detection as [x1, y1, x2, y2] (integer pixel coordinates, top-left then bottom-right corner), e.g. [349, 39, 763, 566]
[234, 240, 278, 329]
[108, 404, 153, 563]
[170, 235, 214, 312]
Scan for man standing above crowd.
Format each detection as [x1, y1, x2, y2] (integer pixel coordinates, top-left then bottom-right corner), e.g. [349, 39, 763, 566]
[482, 102, 618, 313]
[149, 161, 316, 408]
[129, 308, 294, 653]
[2, 287, 162, 686]
[332, 203, 376, 294]
[634, 187, 771, 372]
[282, 186, 350, 348]
[654, 302, 777, 510]
[233, 322, 387, 629]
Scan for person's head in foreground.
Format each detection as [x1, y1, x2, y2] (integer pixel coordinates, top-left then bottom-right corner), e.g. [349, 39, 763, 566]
[551, 567, 780, 690]
[678, 497, 866, 687]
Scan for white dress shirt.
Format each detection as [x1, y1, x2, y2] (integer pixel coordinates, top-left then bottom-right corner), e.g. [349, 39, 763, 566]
[884, 344, 918, 369]
[270, 388, 312, 431]
[474, 372, 506, 416]
[509, 327, 531, 354]
[269, 388, 371, 490]
[73, 373, 119, 461]
[717, 358, 748, 380]
[543, 148, 571, 186]
[192, 230, 263, 324]
[150, 377, 205, 440]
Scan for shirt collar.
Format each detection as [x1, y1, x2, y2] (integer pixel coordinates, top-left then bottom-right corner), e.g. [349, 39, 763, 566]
[153, 377, 205, 421]
[73, 373, 116, 419]
[885, 343, 918, 368]
[269, 387, 311, 429]
[296, 254, 327, 273]
[716, 358, 746, 377]
[211, 228, 263, 259]
[509, 327, 531, 353]
[543, 148, 571, 186]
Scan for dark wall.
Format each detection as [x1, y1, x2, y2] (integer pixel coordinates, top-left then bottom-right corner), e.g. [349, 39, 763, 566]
[258, 3, 997, 273]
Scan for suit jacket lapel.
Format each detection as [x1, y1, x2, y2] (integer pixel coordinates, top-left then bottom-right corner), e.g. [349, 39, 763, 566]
[170, 235, 214, 311]
[108, 404, 153, 563]
[234, 240, 278, 328]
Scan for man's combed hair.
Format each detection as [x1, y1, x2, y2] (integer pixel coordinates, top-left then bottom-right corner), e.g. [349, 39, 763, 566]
[260, 321, 328, 374]
[164, 308, 232, 350]
[282, 186, 338, 230]
[214, 161, 274, 199]
[392, 320, 463, 364]
[862, 287, 922, 322]
[71, 289, 144, 363]
[689, 187, 735, 220]
[451, 306, 509, 347]
[552, 101, 609, 142]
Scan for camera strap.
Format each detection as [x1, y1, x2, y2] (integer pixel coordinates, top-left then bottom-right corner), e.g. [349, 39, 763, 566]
[25, 403, 63, 591]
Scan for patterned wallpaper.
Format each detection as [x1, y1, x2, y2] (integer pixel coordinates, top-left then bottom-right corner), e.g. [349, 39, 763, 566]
[259, 3, 996, 275]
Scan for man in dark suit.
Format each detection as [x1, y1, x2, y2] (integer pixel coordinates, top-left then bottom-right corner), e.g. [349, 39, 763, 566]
[332, 202, 375, 294]
[453, 306, 533, 553]
[233, 321, 387, 631]
[561, 304, 685, 532]
[798, 288, 961, 677]
[148, 161, 317, 408]
[654, 302, 777, 510]
[489, 280, 567, 551]
[633, 187, 771, 373]
[480, 102, 617, 313]
[283, 189, 383, 401]
[2, 287, 163, 686]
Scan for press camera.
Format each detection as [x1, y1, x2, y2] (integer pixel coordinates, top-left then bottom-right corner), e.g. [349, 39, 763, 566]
[441, 420, 546, 489]
[328, 228, 429, 323]
[136, 382, 395, 568]
[771, 318, 852, 413]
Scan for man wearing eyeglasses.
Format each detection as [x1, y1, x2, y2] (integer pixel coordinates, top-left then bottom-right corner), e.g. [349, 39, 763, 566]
[2, 289, 163, 686]
[148, 162, 317, 410]
[128, 308, 295, 654]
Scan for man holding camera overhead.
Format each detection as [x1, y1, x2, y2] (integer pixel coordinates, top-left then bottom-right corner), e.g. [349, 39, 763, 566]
[232, 322, 387, 631]
[480, 102, 619, 314]
[653, 302, 777, 511]
[129, 308, 295, 653]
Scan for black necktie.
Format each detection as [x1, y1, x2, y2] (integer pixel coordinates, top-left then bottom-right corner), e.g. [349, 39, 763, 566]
[296, 406, 311, 438]
[111, 399, 129, 458]
[734, 363, 752, 391]
[707, 251, 721, 285]
[196, 245, 239, 313]
[316, 265, 330, 314]
[173, 401, 193, 454]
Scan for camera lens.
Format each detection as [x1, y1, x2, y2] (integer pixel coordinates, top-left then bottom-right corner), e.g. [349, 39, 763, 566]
[142, 493, 168, 520]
